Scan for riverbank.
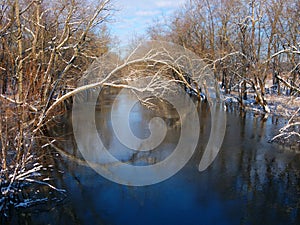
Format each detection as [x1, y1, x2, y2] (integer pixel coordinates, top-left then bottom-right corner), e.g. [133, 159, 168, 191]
[3, 91, 300, 225]
[224, 92, 300, 117]
[223, 90, 300, 147]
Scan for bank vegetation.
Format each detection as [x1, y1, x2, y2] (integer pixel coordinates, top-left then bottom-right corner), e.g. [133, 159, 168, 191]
[0, 0, 112, 216]
[148, 0, 300, 143]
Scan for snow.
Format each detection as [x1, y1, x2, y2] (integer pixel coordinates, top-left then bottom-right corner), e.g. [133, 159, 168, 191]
[14, 197, 48, 208]
[223, 89, 300, 117]
[1, 156, 66, 216]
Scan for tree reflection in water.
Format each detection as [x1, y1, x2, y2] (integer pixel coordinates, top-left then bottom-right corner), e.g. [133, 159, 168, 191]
[5, 89, 300, 225]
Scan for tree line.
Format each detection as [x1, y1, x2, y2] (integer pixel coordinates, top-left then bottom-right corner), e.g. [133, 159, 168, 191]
[0, 0, 112, 101]
[148, 0, 300, 112]
[147, 0, 299, 143]
[0, 0, 112, 215]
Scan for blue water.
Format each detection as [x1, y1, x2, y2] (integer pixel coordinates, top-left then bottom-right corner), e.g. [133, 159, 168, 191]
[6, 91, 300, 225]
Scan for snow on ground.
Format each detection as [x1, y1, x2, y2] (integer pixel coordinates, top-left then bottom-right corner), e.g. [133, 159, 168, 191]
[265, 95, 300, 117]
[224, 90, 300, 117]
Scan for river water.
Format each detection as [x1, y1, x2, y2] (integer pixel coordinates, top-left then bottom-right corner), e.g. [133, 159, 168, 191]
[8, 88, 300, 225]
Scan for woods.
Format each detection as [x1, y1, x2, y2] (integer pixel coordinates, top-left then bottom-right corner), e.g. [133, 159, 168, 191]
[148, 0, 300, 142]
[148, 0, 300, 104]
[0, 0, 112, 214]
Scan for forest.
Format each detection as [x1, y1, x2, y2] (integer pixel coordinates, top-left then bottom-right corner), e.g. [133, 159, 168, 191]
[148, 0, 300, 120]
[149, 0, 300, 142]
[0, 0, 299, 218]
[0, 0, 113, 215]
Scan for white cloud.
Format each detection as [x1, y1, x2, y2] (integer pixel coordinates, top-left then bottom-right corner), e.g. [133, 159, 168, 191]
[135, 10, 161, 17]
[155, 1, 173, 8]
[155, 0, 184, 8]
[110, 0, 185, 46]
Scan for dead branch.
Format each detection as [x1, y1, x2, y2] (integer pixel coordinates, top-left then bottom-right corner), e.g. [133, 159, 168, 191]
[275, 74, 300, 93]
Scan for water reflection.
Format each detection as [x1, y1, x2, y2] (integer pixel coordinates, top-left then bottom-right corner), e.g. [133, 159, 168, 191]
[6, 88, 300, 225]
[95, 89, 181, 166]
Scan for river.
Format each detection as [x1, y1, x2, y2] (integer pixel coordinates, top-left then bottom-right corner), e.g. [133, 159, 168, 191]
[7, 87, 300, 225]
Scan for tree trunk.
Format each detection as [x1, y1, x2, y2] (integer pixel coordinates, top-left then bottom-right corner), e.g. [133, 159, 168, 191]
[253, 81, 270, 113]
[15, 0, 23, 102]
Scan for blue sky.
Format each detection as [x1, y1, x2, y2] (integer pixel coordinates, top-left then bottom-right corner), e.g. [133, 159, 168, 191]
[110, 0, 185, 46]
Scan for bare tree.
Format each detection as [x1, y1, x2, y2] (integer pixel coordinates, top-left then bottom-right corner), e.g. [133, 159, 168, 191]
[0, 0, 113, 214]
[147, 0, 299, 143]
[271, 107, 300, 144]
